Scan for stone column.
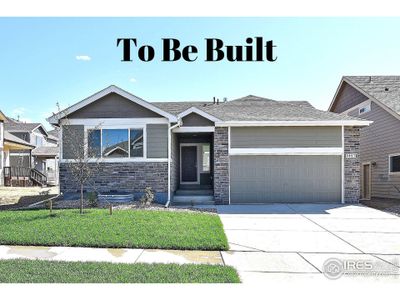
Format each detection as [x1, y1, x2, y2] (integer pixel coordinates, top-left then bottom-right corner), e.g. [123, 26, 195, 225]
[214, 127, 229, 204]
[344, 126, 361, 203]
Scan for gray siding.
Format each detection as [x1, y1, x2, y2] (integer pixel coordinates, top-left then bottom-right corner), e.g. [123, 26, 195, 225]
[9, 132, 30, 143]
[68, 93, 162, 119]
[146, 124, 168, 158]
[182, 113, 214, 126]
[331, 82, 368, 113]
[231, 126, 342, 148]
[230, 155, 342, 203]
[62, 125, 84, 159]
[357, 102, 400, 199]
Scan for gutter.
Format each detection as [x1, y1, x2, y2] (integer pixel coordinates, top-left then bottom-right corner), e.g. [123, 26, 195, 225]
[165, 119, 182, 208]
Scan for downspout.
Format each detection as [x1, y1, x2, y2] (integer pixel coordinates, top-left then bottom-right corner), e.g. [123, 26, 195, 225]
[166, 119, 182, 208]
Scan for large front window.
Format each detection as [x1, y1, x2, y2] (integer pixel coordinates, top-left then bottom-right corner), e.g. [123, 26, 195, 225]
[102, 129, 129, 158]
[87, 128, 144, 159]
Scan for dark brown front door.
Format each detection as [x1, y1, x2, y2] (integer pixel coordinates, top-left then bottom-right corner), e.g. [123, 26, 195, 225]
[363, 164, 371, 199]
[181, 146, 197, 183]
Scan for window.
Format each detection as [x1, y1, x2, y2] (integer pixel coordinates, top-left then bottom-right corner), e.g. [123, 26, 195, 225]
[35, 135, 43, 147]
[102, 129, 129, 158]
[202, 144, 210, 172]
[389, 154, 400, 173]
[359, 103, 371, 115]
[88, 129, 101, 158]
[130, 129, 144, 157]
[86, 128, 145, 159]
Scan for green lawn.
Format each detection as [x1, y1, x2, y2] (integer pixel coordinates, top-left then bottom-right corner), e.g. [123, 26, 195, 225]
[0, 259, 240, 283]
[0, 209, 228, 250]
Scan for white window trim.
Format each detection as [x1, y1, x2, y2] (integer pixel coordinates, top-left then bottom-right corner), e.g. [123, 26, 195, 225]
[358, 102, 371, 115]
[61, 118, 168, 126]
[388, 153, 400, 175]
[84, 126, 147, 161]
[229, 147, 343, 156]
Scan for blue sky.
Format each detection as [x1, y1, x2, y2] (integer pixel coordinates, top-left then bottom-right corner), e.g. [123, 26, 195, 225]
[1, 17, 400, 128]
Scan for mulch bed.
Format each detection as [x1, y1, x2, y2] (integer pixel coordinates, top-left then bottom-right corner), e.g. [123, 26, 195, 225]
[360, 198, 400, 217]
[9, 198, 217, 214]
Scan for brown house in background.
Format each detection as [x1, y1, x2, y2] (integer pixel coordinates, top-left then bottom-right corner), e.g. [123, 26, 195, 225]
[329, 76, 400, 200]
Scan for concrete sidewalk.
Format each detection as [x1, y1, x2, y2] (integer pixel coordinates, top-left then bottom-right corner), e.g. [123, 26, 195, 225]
[0, 245, 223, 265]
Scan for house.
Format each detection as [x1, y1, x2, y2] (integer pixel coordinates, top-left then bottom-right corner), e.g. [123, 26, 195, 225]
[0, 110, 37, 186]
[329, 76, 400, 200]
[3, 117, 59, 186]
[48, 85, 370, 205]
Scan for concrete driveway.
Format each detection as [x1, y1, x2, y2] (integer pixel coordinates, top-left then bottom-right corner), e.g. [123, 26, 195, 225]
[217, 204, 400, 282]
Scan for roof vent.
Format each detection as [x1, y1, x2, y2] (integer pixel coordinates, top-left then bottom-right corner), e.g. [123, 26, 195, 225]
[223, 97, 228, 103]
[385, 87, 389, 92]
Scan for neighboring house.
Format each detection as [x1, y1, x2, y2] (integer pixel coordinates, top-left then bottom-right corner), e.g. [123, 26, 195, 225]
[48, 85, 370, 205]
[0, 110, 4, 185]
[0, 110, 37, 186]
[329, 76, 400, 200]
[3, 118, 59, 186]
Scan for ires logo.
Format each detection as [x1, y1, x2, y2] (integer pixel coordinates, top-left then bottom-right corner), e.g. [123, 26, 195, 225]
[116, 37, 277, 63]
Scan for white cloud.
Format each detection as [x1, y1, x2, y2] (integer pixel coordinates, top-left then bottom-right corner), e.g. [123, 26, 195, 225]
[129, 77, 137, 83]
[76, 55, 91, 61]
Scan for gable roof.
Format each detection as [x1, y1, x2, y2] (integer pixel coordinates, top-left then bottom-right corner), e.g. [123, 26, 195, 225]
[4, 131, 35, 148]
[4, 118, 48, 136]
[199, 95, 369, 125]
[47, 86, 370, 127]
[47, 85, 178, 124]
[329, 76, 400, 118]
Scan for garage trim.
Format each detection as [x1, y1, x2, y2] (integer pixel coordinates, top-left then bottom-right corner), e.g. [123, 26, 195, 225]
[229, 147, 343, 156]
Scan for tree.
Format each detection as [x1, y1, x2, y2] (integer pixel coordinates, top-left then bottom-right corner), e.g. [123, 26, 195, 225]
[54, 104, 102, 214]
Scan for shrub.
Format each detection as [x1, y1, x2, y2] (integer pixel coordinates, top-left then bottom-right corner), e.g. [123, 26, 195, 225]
[86, 192, 98, 208]
[140, 187, 154, 207]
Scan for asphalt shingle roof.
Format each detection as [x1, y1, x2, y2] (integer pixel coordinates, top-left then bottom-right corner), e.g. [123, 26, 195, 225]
[32, 146, 59, 157]
[4, 131, 35, 148]
[4, 120, 42, 132]
[152, 95, 364, 122]
[345, 76, 400, 115]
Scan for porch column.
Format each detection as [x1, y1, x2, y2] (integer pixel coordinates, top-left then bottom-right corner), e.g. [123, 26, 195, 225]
[214, 127, 229, 204]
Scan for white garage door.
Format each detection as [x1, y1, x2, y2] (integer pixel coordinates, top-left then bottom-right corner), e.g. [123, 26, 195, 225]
[230, 155, 342, 203]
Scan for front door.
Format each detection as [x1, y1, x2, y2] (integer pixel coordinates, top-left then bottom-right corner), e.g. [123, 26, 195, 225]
[362, 164, 371, 199]
[181, 146, 198, 183]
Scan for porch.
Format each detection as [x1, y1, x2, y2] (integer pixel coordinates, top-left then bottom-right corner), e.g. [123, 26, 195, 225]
[171, 132, 214, 205]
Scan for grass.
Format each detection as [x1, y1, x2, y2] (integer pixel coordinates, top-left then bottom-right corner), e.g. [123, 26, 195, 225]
[0, 209, 228, 250]
[0, 259, 240, 283]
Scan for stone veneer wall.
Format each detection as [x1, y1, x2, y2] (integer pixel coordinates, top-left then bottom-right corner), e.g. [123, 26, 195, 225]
[344, 126, 361, 203]
[214, 127, 229, 204]
[59, 162, 168, 203]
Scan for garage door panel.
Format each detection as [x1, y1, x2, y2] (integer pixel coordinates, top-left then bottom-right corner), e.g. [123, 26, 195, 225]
[230, 155, 341, 203]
